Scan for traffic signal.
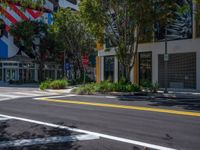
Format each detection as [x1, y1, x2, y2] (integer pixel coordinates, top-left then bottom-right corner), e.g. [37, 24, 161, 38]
[0, 19, 6, 38]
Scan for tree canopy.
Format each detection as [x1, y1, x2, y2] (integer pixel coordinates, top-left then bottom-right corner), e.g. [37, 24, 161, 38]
[51, 8, 95, 81]
[0, 0, 44, 9]
[80, 0, 176, 80]
[9, 20, 58, 81]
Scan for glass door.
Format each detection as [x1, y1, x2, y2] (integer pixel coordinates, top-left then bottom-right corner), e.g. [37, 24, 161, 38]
[5, 69, 16, 81]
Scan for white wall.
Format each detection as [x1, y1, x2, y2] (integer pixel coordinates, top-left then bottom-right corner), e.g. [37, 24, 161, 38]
[98, 39, 200, 90]
[197, 50, 200, 91]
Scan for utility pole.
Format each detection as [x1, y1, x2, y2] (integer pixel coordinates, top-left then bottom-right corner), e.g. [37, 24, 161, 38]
[164, 26, 168, 93]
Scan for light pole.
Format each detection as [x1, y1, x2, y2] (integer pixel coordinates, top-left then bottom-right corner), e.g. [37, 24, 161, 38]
[164, 26, 168, 93]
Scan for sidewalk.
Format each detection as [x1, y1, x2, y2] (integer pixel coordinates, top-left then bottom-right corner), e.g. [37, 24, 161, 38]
[44, 86, 200, 100]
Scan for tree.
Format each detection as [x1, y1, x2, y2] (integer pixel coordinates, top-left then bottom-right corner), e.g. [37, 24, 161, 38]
[51, 8, 95, 81]
[80, 0, 177, 81]
[0, 0, 43, 9]
[9, 20, 58, 81]
[195, 0, 200, 20]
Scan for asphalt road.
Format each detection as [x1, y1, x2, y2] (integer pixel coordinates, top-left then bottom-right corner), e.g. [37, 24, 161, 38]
[0, 92, 200, 150]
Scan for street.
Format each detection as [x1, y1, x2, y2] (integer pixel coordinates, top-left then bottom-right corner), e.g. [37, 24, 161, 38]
[0, 87, 200, 150]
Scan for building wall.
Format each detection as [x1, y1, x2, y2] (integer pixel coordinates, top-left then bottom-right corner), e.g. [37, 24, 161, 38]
[98, 39, 200, 90]
[97, 1, 200, 91]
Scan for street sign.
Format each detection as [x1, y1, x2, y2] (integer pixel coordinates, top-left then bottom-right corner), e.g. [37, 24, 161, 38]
[65, 63, 71, 71]
[164, 54, 169, 61]
[82, 56, 89, 66]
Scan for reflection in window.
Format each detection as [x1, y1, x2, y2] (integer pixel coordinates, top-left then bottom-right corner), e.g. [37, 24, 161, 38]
[139, 52, 152, 84]
[155, 0, 192, 41]
[104, 56, 114, 82]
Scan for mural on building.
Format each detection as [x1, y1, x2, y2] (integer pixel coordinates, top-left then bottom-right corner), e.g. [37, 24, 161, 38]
[0, 0, 79, 59]
[155, 0, 193, 41]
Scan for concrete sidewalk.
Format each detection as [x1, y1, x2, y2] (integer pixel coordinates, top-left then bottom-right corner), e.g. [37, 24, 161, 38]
[44, 86, 200, 100]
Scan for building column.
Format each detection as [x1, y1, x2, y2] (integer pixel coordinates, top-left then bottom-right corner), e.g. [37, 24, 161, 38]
[114, 56, 118, 82]
[2, 67, 4, 81]
[55, 70, 57, 80]
[35, 64, 38, 81]
[152, 50, 158, 84]
[100, 56, 104, 81]
[197, 51, 200, 91]
[193, 1, 197, 39]
[96, 56, 101, 83]
[133, 54, 139, 84]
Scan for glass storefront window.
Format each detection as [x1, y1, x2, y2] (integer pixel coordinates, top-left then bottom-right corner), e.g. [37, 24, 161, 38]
[139, 52, 152, 84]
[0, 69, 2, 81]
[104, 56, 115, 82]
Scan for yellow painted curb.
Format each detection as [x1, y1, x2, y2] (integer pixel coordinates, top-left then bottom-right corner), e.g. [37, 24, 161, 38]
[37, 98, 200, 117]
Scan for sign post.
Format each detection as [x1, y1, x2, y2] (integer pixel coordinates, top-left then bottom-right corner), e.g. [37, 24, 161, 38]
[164, 27, 169, 93]
[82, 56, 89, 84]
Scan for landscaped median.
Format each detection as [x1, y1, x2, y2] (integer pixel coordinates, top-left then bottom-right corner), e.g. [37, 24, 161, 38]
[71, 81, 141, 95]
[39, 79, 160, 96]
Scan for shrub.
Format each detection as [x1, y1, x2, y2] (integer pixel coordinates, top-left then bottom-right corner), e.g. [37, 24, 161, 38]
[140, 80, 152, 89]
[140, 80, 160, 93]
[50, 79, 68, 89]
[40, 79, 68, 90]
[39, 80, 51, 90]
[151, 82, 160, 93]
[72, 81, 141, 95]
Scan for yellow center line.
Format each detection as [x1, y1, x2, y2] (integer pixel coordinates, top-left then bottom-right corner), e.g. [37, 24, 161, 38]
[37, 98, 200, 117]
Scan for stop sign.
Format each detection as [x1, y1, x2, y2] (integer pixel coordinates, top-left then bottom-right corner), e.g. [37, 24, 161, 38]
[82, 56, 89, 66]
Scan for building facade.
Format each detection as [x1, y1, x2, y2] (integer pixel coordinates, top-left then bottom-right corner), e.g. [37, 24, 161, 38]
[0, 0, 79, 83]
[96, 0, 200, 91]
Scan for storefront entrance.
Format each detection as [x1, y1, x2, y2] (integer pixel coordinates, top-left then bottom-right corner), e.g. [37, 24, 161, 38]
[139, 52, 152, 84]
[4, 68, 18, 81]
[0, 61, 36, 82]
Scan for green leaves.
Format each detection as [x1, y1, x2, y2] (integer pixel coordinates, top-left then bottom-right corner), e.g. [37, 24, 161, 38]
[51, 8, 95, 57]
[0, 0, 44, 9]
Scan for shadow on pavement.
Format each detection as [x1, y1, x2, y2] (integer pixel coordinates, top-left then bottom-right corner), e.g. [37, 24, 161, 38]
[118, 96, 200, 111]
[0, 120, 81, 150]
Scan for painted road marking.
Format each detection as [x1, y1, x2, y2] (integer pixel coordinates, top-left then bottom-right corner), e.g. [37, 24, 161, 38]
[37, 94, 117, 99]
[12, 92, 41, 96]
[0, 134, 99, 148]
[35, 98, 200, 117]
[0, 114, 176, 150]
[0, 97, 14, 101]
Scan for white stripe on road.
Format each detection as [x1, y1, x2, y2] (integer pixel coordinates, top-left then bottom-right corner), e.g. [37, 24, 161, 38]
[0, 94, 20, 98]
[0, 98, 13, 101]
[34, 94, 116, 100]
[0, 114, 176, 150]
[12, 92, 41, 97]
[0, 134, 99, 148]
[31, 91, 57, 95]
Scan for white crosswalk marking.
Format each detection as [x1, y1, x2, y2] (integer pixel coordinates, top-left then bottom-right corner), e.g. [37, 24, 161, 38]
[0, 90, 60, 101]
